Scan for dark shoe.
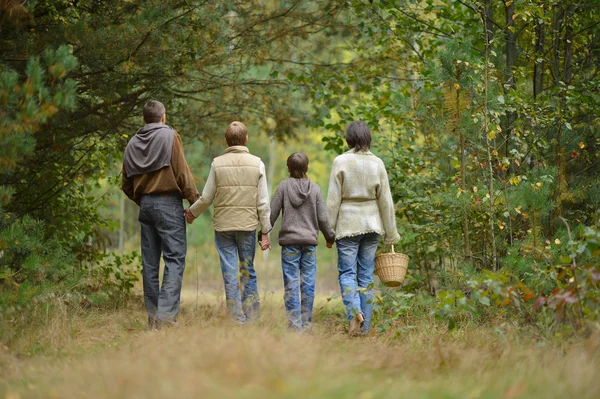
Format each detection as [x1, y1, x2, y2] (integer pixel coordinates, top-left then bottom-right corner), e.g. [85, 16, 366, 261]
[148, 317, 161, 331]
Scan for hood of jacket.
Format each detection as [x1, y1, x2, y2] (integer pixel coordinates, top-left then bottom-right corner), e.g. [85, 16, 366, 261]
[124, 123, 175, 177]
[286, 178, 312, 208]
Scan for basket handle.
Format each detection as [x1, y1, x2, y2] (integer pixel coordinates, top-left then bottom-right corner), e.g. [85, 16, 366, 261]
[387, 244, 395, 254]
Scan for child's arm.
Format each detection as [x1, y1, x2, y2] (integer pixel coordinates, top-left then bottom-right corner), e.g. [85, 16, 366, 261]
[256, 161, 272, 235]
[188, 162, 217, 218]
[269, 183, 283, 229]
[316, 187, 336, 244]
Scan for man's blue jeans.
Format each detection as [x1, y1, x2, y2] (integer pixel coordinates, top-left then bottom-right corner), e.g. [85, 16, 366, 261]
[281, 245, 317, 330]
[214, 231, 260, 323]
[139, 193, 187, 326]
[336, 233, 380, 333]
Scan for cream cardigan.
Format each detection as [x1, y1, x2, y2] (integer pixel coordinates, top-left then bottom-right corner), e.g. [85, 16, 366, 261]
[326, 150, 400, 244]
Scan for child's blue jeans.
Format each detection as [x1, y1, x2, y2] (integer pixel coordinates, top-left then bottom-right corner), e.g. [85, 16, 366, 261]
[214, 230, 260, 323]
[281, 245, 317, 330]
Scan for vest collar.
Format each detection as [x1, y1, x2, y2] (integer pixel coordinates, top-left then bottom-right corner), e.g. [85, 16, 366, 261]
[224, 145, 250, 154]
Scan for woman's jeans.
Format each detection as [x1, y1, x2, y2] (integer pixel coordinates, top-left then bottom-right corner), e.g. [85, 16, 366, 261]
[139, 193, 187, 327]
[336, 233, 380, 333]
[281, 245, 317, 330]
[214, 230, 260, 323]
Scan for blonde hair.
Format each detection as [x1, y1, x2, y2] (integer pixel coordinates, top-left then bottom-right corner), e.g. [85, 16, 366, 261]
[225, 121, 248, 146]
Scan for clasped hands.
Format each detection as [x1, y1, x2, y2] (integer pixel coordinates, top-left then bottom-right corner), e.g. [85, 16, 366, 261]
[184, 208, 195, 224]
[184, 208, 272, 252]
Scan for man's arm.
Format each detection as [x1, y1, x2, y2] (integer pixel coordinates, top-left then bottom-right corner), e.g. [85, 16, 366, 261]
[257, 161, 272, 235]
[121, 165, 139, 205]
[171, 132, 199, 206]
[188, 163, 217, 218]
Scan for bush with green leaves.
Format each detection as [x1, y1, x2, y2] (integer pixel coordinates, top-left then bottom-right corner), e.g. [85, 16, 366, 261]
[0, 213, 76, 286]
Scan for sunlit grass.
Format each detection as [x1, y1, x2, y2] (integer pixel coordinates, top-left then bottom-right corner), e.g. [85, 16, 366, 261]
[1, 295, 600, 399]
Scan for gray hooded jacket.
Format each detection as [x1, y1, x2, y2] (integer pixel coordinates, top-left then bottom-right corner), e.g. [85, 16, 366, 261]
[124, 123, 175, 177]
[270, 178, 335, 246]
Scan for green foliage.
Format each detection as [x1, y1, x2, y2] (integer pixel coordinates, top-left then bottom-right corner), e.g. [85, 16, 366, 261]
[0, 213, 77, 285]
[88, 252, 142, 307]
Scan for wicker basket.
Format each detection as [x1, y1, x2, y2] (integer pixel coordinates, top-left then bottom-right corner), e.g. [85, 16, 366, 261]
[375, 245, 409, 287]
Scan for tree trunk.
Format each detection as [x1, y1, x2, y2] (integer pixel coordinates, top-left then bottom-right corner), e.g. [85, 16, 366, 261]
[503, 1, 517, 169]
[551, 5, 565, 84]
[554, 2, 573, 218]
[482, 5, 498, 270]
[533, 13, 545, 99]
[457, 89, 471, 260]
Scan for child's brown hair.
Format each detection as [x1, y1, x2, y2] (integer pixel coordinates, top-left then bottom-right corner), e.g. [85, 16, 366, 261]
[287, 152, 309, 178]
[225, 121, 248, 146]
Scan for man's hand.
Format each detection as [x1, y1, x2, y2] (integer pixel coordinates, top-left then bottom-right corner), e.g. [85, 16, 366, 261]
[326, 241, 334, 249]
[184, 208, 196, 224]
[259, 234, 271, 251]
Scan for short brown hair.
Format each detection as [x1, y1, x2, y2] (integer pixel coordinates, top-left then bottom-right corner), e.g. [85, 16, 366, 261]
[143, 100, 165, 123]
[287, 152, 309, 178]
[345, 120, 372, 151]
[225, 121, 248, 146]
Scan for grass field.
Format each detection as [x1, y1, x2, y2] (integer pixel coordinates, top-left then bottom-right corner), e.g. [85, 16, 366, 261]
[2, 290, 600, 399]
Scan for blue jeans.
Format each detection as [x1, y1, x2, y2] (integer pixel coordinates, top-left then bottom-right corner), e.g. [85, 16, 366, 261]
[281, 245, 317, 330]
[337, 233, 380, 333]
[139, 193, 187, 326]
[214, 231, 259, 323]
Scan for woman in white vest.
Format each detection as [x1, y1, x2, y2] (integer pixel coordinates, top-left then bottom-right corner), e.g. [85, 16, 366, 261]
[326, 121, 400, 335]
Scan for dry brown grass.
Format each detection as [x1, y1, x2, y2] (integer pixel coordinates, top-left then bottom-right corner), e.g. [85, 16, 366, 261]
[1, 294, 600, 399]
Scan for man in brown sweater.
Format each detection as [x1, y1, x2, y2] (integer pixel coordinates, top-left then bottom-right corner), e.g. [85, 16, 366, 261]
[122, 100, 198, 329]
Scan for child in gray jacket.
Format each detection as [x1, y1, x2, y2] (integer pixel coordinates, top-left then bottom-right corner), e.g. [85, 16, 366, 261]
[268, 152, 335, 330]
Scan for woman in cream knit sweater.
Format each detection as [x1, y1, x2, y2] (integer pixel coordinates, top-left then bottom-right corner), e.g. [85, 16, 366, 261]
[326, 121, 400, 334]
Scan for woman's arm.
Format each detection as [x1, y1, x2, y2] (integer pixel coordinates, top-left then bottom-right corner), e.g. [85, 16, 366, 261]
[376, 160, 400, 244]
[316, 187, 336, 243]
[326, 158, 342, 232]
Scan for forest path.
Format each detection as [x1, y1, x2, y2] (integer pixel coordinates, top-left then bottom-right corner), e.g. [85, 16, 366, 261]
[1, 297, 599, 399]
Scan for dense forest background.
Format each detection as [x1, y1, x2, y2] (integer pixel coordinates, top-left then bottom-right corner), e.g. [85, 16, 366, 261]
[1, 0, 599, 337]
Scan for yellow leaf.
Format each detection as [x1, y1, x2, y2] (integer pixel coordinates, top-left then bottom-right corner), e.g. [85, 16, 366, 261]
[515, 206, 522, 214]
[454, 83, 460, 90]
[536, 182, 543, 187]
[555, 238, 561, 245]
[486, 193, 490, 199]
[578, 142, 585, 149]
[488, 130, 496, 140]
[492, 150, 499, 157]
[473, 186, 478, 192]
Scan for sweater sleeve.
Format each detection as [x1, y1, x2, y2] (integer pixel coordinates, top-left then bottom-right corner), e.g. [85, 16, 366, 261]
[316, 185, 336, 243]
[257, 161, 272, 234]
[376, 160, 400, 244]
[171, 132, 200, 206]
[269, 182, 283, 230]
[326, 158, 342, 232]
[189, 163, 216, 218]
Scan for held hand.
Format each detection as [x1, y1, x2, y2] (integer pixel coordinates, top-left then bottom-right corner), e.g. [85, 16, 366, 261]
[259, 234, 271, 251]
[184, 208, 196, 224]
[326, 241, 334, 249]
